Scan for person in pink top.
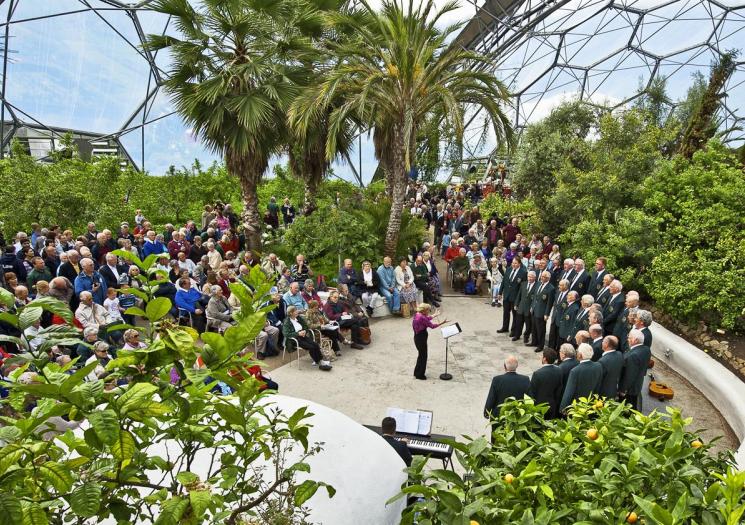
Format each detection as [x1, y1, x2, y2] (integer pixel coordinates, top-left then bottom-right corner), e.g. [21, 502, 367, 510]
[412, 303, 448, 380]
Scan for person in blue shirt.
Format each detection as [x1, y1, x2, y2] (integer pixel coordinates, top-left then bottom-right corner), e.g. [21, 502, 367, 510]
[376, 256, 400, 314]
[175, 278, 206, 332]
[142, 230, 167, 258]
[74, 258, 107, 305]
[282, 282, 308, 312]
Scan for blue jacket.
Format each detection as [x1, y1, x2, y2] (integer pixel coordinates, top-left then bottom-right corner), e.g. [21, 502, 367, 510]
[283, 290, 308, 311]
[377, 264, 395, 292]
[142, 240, 167, 258]
[175, 288, 203, 313]
[74, 271, 107, 305]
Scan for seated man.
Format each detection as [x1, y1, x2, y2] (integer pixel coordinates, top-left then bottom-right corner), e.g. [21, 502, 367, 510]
[75, 291, 121, 347]
[376, 256, 400, 314]
[381, 416, 412, 466]
[174, 278, 206, 333]
[261, 253, 287, 282]
[290, 254, 312, 288]
[450, 248, 470, 290]
[337, 284, 369, 328]
[356, 260, 381, 314]
[338, 258, 360, 298]
[283, 282, 308, 313]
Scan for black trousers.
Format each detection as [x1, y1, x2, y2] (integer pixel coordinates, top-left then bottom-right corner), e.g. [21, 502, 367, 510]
[531, 315, 546, 348]
[338, 318, 362, 342]
[414, 330, 428, 378]
[500, 300, 515, 331]
[626, 394, 641, 412]
[512, 312, 532, 340]
[548, 322, 561, 350]
[295, 335, 323, 363]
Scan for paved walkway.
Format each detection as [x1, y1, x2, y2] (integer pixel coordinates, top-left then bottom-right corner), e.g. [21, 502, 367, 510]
[261, 255, 736, 462]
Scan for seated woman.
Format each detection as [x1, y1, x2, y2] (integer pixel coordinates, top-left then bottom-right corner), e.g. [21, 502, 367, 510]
[206, 285, 233, 333]
[337, 284, 369, 329]
[469, 252, 488, 295]
[394, 257, 418, 317]
[282, 306, 331, 371]
[301, 279, 322, 305]
[174, 278, 206, 333]
[413, 255, 439, 307]
[323, 290, 366, 348]
[450, 248, 470, 290]
[355, 260, 380, 314]
[304, 300, 342, 357]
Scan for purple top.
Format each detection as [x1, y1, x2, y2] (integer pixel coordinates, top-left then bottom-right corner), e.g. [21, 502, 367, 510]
[412, 312, 438, 334]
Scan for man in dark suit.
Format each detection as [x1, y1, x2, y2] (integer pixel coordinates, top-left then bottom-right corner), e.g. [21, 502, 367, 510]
[590, 324, 604, 361]
[484, 355, 531, 441]
[558, 343, 579, 400]
[569, 258, 591, 296]
[497, 258, 526, 334]
[99, 253, 129, 290]
[558, 291, 580, 345]
[590, 257, 608, 298]
[598, 335, 623, 399]
[616, 291, 640, 350]
[547, 279, 570, 351]
[571, 294, 593, 344]
[560, 344, 603, 413]
[634, 309, 653, 348]
[529, 271, 555, 351]
[594, 273, 613, 308]
[58, 250, 81, 283]
[619, 329, 651, 411]
[552, 258, 576, 287]
[511, 271, 537, 342]
[602, 280, 625, 335]
[529, 349, 563, 419]
[380, 417, 412, 466]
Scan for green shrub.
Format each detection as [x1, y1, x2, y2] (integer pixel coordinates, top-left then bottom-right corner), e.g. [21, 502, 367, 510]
[396, 398, 744, 525]
[478, 194, 542, 234]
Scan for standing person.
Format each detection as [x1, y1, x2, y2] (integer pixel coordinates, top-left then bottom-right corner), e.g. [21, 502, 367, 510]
[411, 304, 447, 380]
[266, 197, 280, 229]
[497, 257, 526, 334]
[529, 349, 563, 419]
[618, 329, 651, 411]
[483, 355, 531, 441]
[281, 198, 296, 226]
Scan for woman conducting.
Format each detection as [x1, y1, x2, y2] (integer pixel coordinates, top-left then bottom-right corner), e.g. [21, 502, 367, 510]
[412, 304, 447, 380]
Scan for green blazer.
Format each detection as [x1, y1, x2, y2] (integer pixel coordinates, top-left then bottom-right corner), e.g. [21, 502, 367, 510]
[558, 301, 580, 339]
[572, 307, 591, 336]
[598, 350, 624, 399]
[560, 361, 603, 411]
[550, 290, 569, 326]
[282, 315, 309, 340]
[531, 282, 555, 319]
[620, 344, 651, 397]
[515, 281, 537, 316]
[499, 266, 527, 302]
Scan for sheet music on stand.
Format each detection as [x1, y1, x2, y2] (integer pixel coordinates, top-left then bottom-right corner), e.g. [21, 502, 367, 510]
[441, 322, 462, 339]
[386, 407, 433, 436]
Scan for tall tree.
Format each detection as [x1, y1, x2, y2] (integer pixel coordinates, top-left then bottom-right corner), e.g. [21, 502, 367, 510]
[146, 0, 318, 249]
[291, 0, 514, 257]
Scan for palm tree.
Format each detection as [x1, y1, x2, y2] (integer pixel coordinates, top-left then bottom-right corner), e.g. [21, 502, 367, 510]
[290, 0, 514, 257]
[146, 0, 320, 249]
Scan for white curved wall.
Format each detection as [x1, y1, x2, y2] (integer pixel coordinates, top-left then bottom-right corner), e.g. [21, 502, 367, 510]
[650, 322, 745, 468]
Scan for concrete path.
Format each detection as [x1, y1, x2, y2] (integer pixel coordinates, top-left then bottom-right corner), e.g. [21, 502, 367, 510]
[267, 293, 737, 459]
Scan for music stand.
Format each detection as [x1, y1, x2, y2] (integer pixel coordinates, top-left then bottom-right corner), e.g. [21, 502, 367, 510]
[439, 323, 462, 381]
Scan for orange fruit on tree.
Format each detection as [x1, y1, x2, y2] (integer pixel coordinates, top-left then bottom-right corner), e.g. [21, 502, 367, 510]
[626, 511, 638, 523]
[586, 428, 599, 440]
[691, 440, 703, 448]
[504, 473, 514, 484]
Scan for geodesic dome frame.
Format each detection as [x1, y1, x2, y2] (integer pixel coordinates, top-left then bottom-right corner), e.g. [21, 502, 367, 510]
[455, 0, 745, 159]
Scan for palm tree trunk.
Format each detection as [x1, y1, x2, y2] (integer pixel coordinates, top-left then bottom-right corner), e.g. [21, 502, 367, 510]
[383, 125, 408, 257]
[303, 177, 319, 216]
[226, 148, 264, 250]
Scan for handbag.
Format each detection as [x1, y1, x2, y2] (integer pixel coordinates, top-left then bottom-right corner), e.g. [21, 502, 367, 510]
[359, 326, 371, 345]
[401, 303, 411, 318]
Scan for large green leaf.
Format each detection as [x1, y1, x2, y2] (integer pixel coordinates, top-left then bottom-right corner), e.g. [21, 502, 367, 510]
[18, 306, 43, 331]
[0, 286, 15, 308]
[39, 461, 74, 493]
[293, 479, 336, 507]
[21, 501, 47, 525]
[146, 297, 172, 322]
[0, 495, 22, 524]
[88, 409, 120, 445]
[28, 296, 73, 324]
[116, 382, 159, 414]
[111, 430, 136, 462]
[154, 496, 189, 525]
[188, 490, 211, 519]
[69, 482, 102, 518]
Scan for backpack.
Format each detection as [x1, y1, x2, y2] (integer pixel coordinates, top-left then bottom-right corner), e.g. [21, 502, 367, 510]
[464, 279, 477, 295]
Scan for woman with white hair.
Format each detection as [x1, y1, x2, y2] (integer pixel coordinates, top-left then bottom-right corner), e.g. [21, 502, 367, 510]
[206, 285, 233, 333]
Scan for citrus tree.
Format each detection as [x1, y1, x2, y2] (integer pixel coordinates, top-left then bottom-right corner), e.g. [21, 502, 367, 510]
[0, 253, 333, 524]
[395, 398, 744, 525]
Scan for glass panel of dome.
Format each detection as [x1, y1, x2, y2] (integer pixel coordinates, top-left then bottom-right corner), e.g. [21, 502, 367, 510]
[657, 46, 718, 99]
[585, 49, 654, 102]
[5, 11, 152, 133]
[714, 14, 745, 48]
[500, 35, 562, 94]
[118, 128, 145, 171]
[9, 0, 86, 21]
[562, 9, 638, 68]
[638, 1, 721, 57]
[541, 0, 608, 33]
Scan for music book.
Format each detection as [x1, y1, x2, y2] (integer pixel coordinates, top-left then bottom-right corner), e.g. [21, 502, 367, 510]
[441, 322, 462, 339]
[386, 407, 433, 436]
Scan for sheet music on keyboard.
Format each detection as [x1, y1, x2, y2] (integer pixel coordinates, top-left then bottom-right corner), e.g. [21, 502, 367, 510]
[386, 407, 432, 436]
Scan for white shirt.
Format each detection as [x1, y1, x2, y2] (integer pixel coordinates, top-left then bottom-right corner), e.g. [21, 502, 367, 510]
[106, 264, 120, 281]
[362, 269, 374, 286]
[290, 318, 303, 332]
